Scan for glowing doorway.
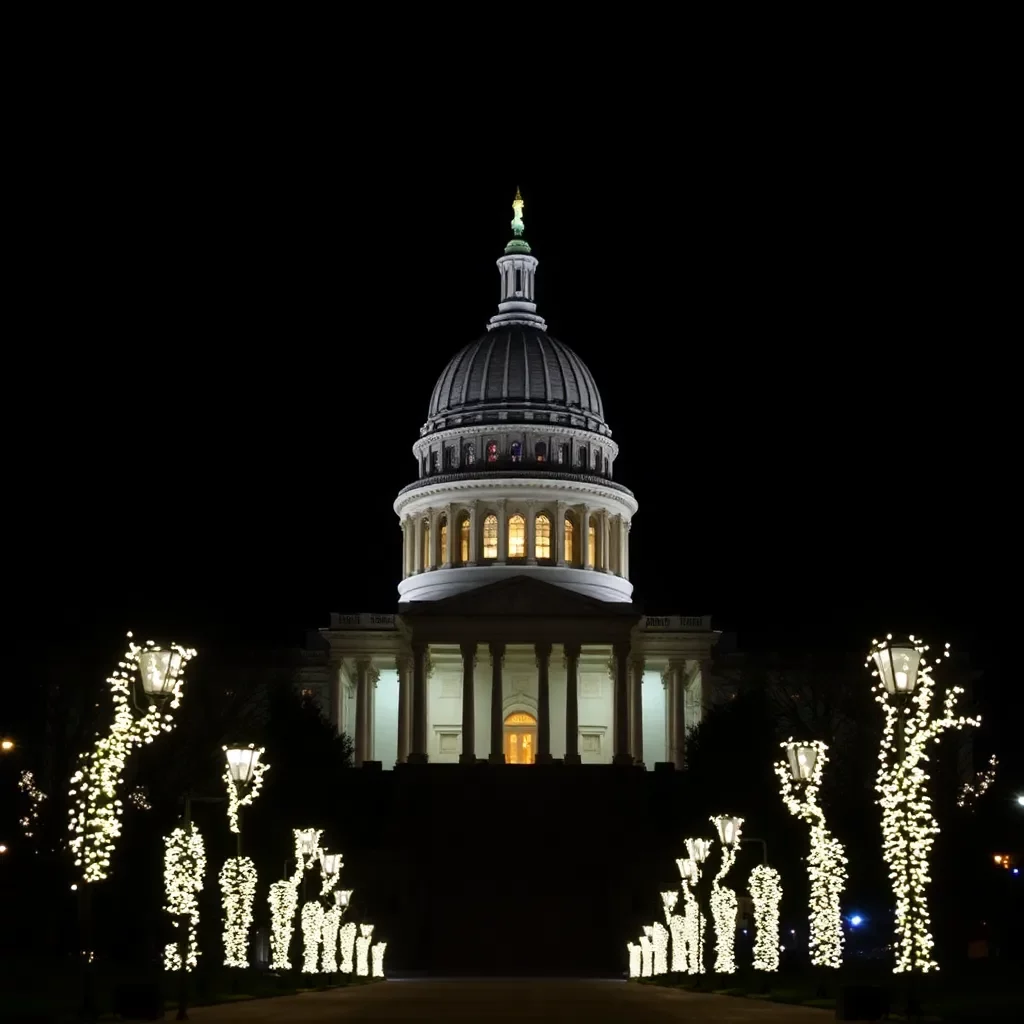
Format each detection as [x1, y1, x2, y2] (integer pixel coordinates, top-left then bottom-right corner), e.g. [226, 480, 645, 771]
[504, 712, 537, 764]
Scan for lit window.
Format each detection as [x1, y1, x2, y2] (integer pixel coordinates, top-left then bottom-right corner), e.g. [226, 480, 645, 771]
[535, 514, 551, 559]
[564, 516, 574, 563]
[422, 519, 431, 571]
[535, 441, 546, 462]
[464, 443, 475, 465]
[460, 518, 470, 562]
[588, 521, 596, 567]
[439, 519, 448, 562]
[508, 514, 526, 557]
[510, 441, 522, 462]
[482, 515, 498, 558]
[486, 441, 498, 462]
[301, 688, 314, 699]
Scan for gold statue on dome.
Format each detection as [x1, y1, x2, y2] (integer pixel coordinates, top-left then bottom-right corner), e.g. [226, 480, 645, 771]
[511, 186, 525, 236]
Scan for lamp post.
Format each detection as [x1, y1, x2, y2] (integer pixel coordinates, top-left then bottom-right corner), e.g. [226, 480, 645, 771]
[685, 838, 712, 977]
[709, 816, 743, 974]
[223, 745, 264, 857]
[78, 638, 193, 1023]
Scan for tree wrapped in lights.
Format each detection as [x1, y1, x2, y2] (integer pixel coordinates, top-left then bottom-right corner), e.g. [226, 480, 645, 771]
[626, 941, 641, 978]
[709, 814, 743, 974]
[163, 823, 206, 971]
[371, 942, 387, 978]
[868, 634, 980, 974]
[268, 828, 322, 970]
[69, 635, 196, 883]
[301, 901, 325, 973]
[682, 839, 712, 973]
[749, 865, 783, 972]
[321, 906, 341, 973]
[775, 739, 847, 969]
[651, 921, 669, 975]
[661, 890, 687, 973]
[339, 921, 357, 974]
[219, 857, 257, 968]
[219, 745, 269, 968]
[355, 924, 374, 977]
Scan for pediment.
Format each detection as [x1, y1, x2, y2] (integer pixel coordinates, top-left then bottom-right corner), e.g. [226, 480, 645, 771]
[400, 575, 637, 621]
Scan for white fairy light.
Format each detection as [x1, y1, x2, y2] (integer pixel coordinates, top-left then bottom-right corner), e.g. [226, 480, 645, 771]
[320, 906, 341, 973]
[219, 856, 257, 967]
[958, 754, 998, 809]
[163, 823, 205, 972]
[222, 745, 270, 834]
[356, 924, 374, 977]
[749, 865, 783, 972]
[128, 786, 152, 811]
[339, 921, 357, 974]
[659, 889, 686, 973]
[371, 942, 387, 978]
[69, 635, 196, 883]
[301, 902, 325, 973]
[318, 850, 343, 897]
[268, 881, 299, 970]
[651, 921, 669, 975]
[18, 770, 47, 840]
[681, 841, 709, 974]
[627, 940, 641, 978]
[638, 927, 653, 977]
[776, 739, 847, 969]
[709, 815, 744, 974]
[868, 635, 980, 974]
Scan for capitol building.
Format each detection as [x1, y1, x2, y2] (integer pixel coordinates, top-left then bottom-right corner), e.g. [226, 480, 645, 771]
[303, 192, 718, 770]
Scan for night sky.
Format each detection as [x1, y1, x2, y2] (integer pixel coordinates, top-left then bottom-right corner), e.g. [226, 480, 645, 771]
[10, 150, 1014, 742]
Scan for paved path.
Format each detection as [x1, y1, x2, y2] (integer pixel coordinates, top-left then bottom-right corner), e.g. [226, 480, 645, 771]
[168, 979, 830, 1022]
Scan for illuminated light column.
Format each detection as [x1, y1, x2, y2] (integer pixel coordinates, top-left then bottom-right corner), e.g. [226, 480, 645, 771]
[269, 828, 322, 971]
[639, 927, 654, 977]
[301, 902, 325, 973]
[356, 924, 374, 977]
[709, 815, 743, 974]
[868, 634, 980, 974]
[651, 921, 669, 975]
[339, 921, 357, 974]
[627, 941, 641, 978]
[163, 823, 205, 972]
[662, 889, 687, 973]
[371, 942, 387, 977]
[776, 740, 847, 969]
[749, 865, 783, 973]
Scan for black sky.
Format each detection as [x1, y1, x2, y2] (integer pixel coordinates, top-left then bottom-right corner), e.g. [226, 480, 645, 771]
[9, 104, 1015, 736]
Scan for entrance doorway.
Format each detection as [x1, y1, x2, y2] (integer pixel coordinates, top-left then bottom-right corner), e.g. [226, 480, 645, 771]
[503, 711, 536, 764]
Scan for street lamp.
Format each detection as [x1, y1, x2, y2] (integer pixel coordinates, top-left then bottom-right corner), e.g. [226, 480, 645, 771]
[222, 744, 268, 856]
[683, 839, 712, 975]
[776, 739, 847, 970]
[709, 815, 744, 973]
[1, 738, 14, 752]
[334, 888, 353, 911]
[136, 647, 187, 708]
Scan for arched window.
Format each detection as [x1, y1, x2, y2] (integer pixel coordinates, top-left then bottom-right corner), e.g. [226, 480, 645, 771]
[535, 514, 551, 559]
[439, 517, 448, 564]
[422, 519, 431, 571]
[564, 515, 575, 565]
[535, 441, 546, 462]
[510, 441, 522, 462]
[459, 516, 470, 563]
[464, 443, 475, 465]
[482, 514, 498, 559]
[508, 514, 526, 558]
[486, 440, 498, 462]
[588, 516, 597, 568]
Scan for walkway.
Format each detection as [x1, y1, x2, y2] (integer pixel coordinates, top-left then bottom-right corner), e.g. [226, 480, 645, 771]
[167, 979, 830, 1021]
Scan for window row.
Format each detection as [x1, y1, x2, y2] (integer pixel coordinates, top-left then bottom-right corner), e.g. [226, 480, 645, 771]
[406, 509, 628, 575]
[421, 439, 611, 477]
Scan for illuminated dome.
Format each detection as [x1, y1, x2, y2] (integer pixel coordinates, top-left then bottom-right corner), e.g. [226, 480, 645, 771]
[424, 327, 608, 437]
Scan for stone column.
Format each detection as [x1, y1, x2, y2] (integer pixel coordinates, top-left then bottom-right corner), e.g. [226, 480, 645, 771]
[396, 653, 412, 764]
[564, 642, 581, 764]
[408, 642, 429, 764]
[354, 658, 373, 767]
[555, 500, 567, 565]
[582, 505, 593, 569]
[535, 641, 552, 763]
[327, 657, 342, 734]
[459, 642, 477, 764]
[488, 642, 505, 763]
[601, 511, 611, 572]
[413, 517, 424, 575]
[497, 499, 508, 562]
[444, 502, 457, 567]
[612, 642, 631, 764]
[428, 509, 440, 570]
[526, 501, 537, 565]
[468, 501, 479, 565]
[668, 660, 686, 769]
[629, 654, 645, 766]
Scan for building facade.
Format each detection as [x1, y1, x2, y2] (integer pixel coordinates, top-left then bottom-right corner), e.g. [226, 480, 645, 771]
[302, 191, 719, 768]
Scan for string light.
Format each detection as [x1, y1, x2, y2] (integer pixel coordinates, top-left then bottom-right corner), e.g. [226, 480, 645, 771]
[18, 770, 47, 841]
[958, 754, 998, 809]
[638, 927, 654, 977]
[301, 902, 325, 973]
[627, 940, 641, 978]
[268, 828, 323, 970]
[356, 924, 374, 977]
[163, 824, 205, 972]
[219, 856, 257, 967]
[651, 921, 669, 975]
[709, 815, 743, 974]
[661, 891, 687, 973]
[339, 921, 357, 974]
[222, 745, 269, 834]
[749, 865, 783, 972]
[128, 786, 151, 811]
[320, 907, 341, 973]
[371, 942, 387, 978]
[776, 740, 847, 969]
[868, 635, 980, 973]
[69, 635, 196, 883]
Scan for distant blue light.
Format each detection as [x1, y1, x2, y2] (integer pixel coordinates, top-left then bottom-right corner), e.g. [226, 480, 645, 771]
[1014, 868, 1020, 876]
[849, 914, 864, 927]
